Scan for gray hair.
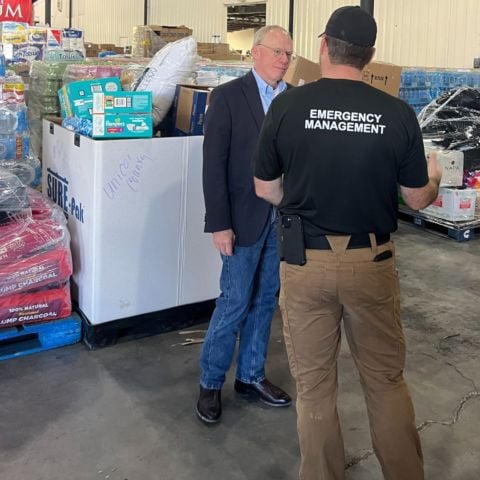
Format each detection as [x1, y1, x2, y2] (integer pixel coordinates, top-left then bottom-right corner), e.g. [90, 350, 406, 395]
[253, 25, 291, 46]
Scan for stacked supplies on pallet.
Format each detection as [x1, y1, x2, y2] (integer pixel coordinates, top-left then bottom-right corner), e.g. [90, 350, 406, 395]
[194, 60, 252, 86]
[131, 25, 192, 58]
[418, 87, 480, 221]
[0, 23, 85, 87]
[399, 68, 480, 115]
[0, 168, 73, 328]
[27, 60, 78, 158]
[61, 59, 150, 92]
[0, 75, 41, 188]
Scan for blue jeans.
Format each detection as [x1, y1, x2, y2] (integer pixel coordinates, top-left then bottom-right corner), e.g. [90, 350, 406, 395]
[200, 213, 280, 390]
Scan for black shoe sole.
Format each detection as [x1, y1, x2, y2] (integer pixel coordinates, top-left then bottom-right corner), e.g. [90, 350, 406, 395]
[196, 407, 221, 424]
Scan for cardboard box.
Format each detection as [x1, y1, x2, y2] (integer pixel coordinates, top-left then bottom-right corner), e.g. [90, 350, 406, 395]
[424, 146, 464, 187]
[197, 42, 230, 55]
[58, 77, 122, 118]
[421, 187, 477, 222]
[92, 91, 152, 115]
[132, 25, 192, 56]
[361, 61, 402, 97]
[284, 56, 321, 86]
[84, 42, 98, 53]
[99, 43, 116, 51]
[92, 113, 153, 138]
[284, 57, 402, 97]
[148, 25, 192, 42]
[173, 85, 211, 136]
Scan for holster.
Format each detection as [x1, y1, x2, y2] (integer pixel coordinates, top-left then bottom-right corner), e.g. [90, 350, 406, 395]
[277, 214, 306, 266]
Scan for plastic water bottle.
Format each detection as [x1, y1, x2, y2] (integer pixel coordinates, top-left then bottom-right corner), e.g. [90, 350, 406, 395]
[0, 45, 5, 78]
[0, 104, 17, 160]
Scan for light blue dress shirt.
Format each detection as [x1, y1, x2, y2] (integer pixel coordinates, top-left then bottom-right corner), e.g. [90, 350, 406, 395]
[252, 68, 287, 114]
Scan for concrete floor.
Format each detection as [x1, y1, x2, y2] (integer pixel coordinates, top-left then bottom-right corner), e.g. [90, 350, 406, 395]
[1, 222, 479, 480]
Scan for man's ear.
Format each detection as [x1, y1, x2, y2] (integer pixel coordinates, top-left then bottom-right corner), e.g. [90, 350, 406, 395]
[319, 36, 328, 55]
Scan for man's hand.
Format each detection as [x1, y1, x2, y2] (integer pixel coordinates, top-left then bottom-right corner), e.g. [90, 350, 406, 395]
[212, 229, 235, 256]
[400, 151, 442, 211]
[427, 151, 443, 185]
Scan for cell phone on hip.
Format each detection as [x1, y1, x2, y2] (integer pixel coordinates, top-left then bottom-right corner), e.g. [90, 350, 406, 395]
[373, 250, 393, 262]
[277, 214, 306, 266]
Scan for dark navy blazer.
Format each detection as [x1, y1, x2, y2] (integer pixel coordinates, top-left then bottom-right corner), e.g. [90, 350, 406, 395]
[202, 71, 272, 247]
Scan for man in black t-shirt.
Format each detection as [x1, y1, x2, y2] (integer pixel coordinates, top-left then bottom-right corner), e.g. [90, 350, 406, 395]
[254, 6, 442, 480]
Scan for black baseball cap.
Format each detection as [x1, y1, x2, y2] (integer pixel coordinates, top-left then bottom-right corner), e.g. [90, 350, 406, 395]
[319, 6, 377, 47]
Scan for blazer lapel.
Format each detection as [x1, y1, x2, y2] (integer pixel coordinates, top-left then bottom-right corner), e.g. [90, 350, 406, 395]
[241, 71, 265, 131]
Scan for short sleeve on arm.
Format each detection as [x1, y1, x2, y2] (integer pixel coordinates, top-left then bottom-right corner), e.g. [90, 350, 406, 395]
[398, 107, 429, 188]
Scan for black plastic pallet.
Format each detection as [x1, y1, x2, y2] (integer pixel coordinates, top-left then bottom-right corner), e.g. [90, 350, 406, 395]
[79, 300, 215, 350]
[398, 207, 480, 242]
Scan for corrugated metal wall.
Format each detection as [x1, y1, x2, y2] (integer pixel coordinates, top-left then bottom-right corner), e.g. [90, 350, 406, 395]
[149, 0, 227, 43]
[39, 0, 480, 68]
[291, 0, 356, 60]
[70, 0, 143, 45]
[266, 0, 290, 30]
[286, 0, 480, 68]
[374, 0, 480, 68]
[33, 0, 46, 24]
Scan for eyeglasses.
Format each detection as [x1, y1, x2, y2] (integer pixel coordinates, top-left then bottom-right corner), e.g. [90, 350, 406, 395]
[258, 44, 296, 61]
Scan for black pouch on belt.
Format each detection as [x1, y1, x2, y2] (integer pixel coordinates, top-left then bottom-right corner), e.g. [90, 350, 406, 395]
[277, 214, 306, 266]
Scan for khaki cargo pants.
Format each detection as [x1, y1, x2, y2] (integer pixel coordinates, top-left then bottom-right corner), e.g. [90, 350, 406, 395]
[279, 235, 424, 480]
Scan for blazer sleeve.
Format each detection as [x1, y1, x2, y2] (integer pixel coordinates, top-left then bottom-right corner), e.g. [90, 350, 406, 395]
[202, 87, 233, 233]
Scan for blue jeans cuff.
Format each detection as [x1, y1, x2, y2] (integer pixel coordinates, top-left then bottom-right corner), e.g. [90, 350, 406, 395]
[200, 380, 223, 390]
[235, 374, 266, 384]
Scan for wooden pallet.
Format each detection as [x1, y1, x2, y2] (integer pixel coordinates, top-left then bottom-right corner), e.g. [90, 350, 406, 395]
[80, 299, 215, 350]
[0, 314, 82, 361]
[398, 206, 480, 241]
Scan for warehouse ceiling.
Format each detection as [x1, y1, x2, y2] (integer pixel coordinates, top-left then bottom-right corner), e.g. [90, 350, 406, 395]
[227, 3, 266, 32]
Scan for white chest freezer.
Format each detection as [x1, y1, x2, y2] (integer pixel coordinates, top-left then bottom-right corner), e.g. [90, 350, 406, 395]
[42, 120, 221, 325]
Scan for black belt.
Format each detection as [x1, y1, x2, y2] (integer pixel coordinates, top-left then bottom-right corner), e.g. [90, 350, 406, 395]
[305, 233, 391, 250]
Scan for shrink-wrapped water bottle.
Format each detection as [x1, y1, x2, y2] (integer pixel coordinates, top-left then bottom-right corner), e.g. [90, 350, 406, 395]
[0, 105, 17, 160]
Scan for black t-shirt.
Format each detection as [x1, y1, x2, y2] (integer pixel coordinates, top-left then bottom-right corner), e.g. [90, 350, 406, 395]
[254, 78, 429, 237]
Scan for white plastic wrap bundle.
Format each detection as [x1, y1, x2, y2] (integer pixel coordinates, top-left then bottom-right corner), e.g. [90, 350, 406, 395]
[135, 36, 199, 125]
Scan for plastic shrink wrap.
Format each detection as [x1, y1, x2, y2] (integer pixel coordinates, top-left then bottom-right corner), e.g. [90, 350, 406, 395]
[0, 170, 73, 327]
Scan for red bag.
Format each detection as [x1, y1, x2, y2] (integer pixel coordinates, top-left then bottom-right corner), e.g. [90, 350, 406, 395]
[0, 1, 32, 24]
[0, 283, 71, 328]
[0, 247, 73, 297]
[0, 218, 66, 265]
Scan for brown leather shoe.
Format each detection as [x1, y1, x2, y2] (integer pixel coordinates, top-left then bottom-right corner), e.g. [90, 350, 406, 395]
[196, 386, 222, 424]
[234, 378, 292, 407]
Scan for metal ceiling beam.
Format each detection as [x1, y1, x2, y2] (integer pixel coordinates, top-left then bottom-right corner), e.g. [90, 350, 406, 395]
[288, 0, 294, 36]
[360, 0, 374, 15]
[45, 0, 51, 26]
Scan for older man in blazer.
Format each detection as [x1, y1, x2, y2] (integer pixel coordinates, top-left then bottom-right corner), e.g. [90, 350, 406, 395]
[197, 25, 294, 424]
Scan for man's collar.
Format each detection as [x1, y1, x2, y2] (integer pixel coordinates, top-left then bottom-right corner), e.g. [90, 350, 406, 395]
[252, 68, 286, 93]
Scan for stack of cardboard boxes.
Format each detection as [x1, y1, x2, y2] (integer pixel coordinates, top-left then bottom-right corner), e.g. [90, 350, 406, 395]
[131, 25, 192, 57]
[84, 42, 125, 57]
[197, 42, 242, 61]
